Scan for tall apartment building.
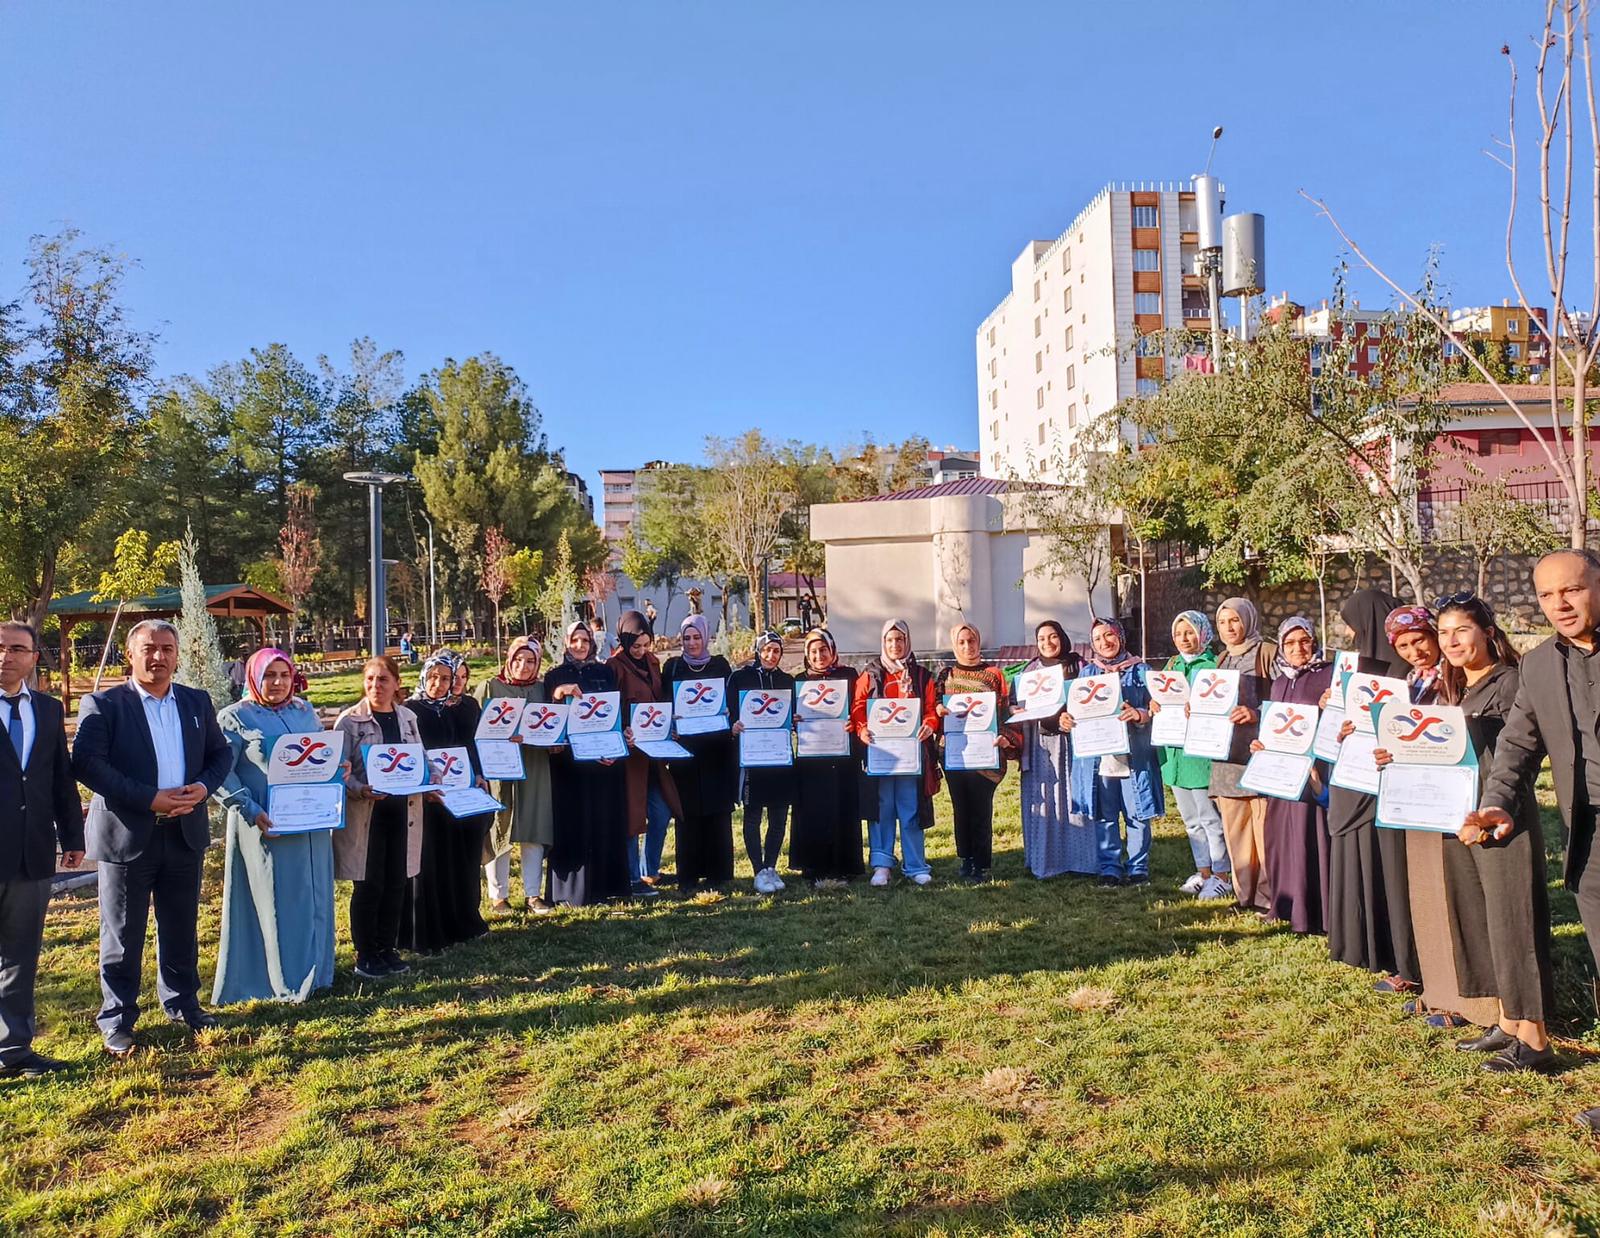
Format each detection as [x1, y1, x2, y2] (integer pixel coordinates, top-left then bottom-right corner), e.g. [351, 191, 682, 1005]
[976, 182, 1216, 481]
[598, 460, 671, 560]
[1447, 302, 1551, 380]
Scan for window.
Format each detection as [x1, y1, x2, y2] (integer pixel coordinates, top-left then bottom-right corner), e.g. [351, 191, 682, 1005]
[1507, 318, 1520, 334]
[1033, 280, 1041, 302]
[1137, 378, 1161, 396]
[1035, 351, 1043, 373]
[1037, 422, 1046, 445]
[1135, 292, 1161, 314]
[1063, 288, 1073, 313]
[1036, 387, 1045, 409]
[990, 419, 999, 440]
[1478, 429, 1521, 456]
[1066, 365, 1076, 390]
[988, 327, 996, 346]
[988, 357, 997, 378]
[989, 389, 998, 409]
[1367, 345, 1380, 365]
[1034, 316, 1042, 338]
[1067, 402, 1077, 428]
[1064, 325, 1074, 350]
[1062, 249, 1072, 273]
[1133, 249, 1160, 271]
[1132, 205, 1158, 228]
[1507, 342, 1522, 359]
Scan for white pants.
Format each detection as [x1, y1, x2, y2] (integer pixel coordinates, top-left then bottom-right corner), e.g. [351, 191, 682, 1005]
[485, 844, 545, 902]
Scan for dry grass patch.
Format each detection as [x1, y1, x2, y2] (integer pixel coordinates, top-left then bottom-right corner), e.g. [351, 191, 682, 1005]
[680, 1173, 734, 1209]
[1065, 984, 1118, 1012]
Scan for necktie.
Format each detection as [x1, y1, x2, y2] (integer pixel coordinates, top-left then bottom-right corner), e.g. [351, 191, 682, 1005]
[4, 695, 22, 762]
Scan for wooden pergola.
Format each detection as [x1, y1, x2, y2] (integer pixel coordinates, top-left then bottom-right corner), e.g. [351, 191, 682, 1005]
[48, 583, 292, 710]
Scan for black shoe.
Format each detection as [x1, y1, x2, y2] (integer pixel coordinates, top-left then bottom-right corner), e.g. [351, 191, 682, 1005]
[102, 1029, 137, 1058]
[354, 955, 389, 980]
[1577, 1107, 1600, 1136]
[1098, 875, 1121, 888]
[1482, 1041, 1559, 1075]
[167, 1008, 218, 1033]
[1456, 1026, 1515, 1053]
[1124, 874, 1151, 887]
[0, 1051, 69, 1079]
[958, 858, 974, 879]
[974, 868, 991, 883]
[631, 880, 660, 898]
[380, 950, 411, 975]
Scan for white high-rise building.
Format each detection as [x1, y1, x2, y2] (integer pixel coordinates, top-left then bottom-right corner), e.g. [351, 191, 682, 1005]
[976, 182, 1217, 481]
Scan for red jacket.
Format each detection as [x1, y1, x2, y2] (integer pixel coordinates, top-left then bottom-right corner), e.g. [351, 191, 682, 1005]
[851, 657, 942, 798]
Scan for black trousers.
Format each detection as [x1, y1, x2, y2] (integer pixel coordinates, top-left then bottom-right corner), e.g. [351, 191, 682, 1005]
[0, 876, 50, 1065]
[676, 811, 734, 887]
[743, 801, 790, 872]
[350, 808, 408, 958]
[97, 826, 205, 1035]
[1571, 813, 1600, 988]
[947, 771, 997, 869]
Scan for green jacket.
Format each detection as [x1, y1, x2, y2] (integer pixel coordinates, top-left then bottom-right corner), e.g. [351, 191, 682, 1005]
[1157, 649, 1219, 789]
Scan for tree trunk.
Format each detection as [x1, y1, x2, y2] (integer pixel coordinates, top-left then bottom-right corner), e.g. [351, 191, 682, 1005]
[1476, 556, 1489, 598]
[25, 553, 58, 632]
[1573, 356, 1588, 550]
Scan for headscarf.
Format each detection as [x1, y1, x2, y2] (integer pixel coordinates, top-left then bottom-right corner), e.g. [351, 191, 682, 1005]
[1273, 615, 1330, 681]
[563, 620, 598, 669]
[617, 609, 653, 660]
[500, 635, 542, 685]
[1216, 597, 1261, 656]
[752, 630, 783, 665]
[1033, 620, 1072, 669]
[1172, 610, 1215, 664]
[678, 614, 712, 672]
[244, 647, 296, 708]
[804, 627, 837, 672]
[949, 621, 983, 669]
[880, 619, 913, 675]
[413, 649, 464, 713]
[1341, 588, 1408, 676]
[1385, 604, 1441, 700]
[1089, 617, 1142, 673]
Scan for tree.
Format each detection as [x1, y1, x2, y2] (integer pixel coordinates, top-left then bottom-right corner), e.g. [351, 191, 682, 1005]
[701, 430, 796, 633]
[0, 230, 154, 625]
[776, 441, 836, 620]
[174, 525, 233, 710]
[635, 468, 702, 617]
[481, 525, 512, 661]
[503, 546, 544, 634]
[1013, 437, 1114, 620]
[277, 483, 322, 653]
[618, 534, 665, 612]
[89, 528, 179, 689]
[1444, 459, 1564, 594]
[535, 530, 579, 634]
[1304, 0, 1600, 549]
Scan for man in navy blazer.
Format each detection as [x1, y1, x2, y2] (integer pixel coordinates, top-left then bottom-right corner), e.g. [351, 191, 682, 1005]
[73, 619, 230, 1056]
[0, 621, 84, 1079]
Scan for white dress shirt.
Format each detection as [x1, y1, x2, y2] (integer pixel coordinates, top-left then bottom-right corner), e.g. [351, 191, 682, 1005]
[132, 679, 186, 789]
[1, 682, 36, 765]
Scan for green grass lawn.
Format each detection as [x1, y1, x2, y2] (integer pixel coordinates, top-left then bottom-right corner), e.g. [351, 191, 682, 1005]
[4, 776, 1600, 1236]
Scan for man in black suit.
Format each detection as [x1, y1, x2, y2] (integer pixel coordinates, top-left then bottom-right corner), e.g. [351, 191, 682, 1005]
[73, 618, 230, 1056]
[1468, 548, 1600, 1133]
[0, 621, 84, 1079]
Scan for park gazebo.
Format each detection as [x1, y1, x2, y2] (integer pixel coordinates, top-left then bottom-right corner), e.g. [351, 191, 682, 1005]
[47, 583, 292, 710]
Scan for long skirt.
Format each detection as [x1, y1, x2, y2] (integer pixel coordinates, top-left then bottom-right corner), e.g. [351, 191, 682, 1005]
[676, 811, 734, 887]
[404, 806, 491, 951]
[1406, 831, 1499, 1026]
[1264, 796, 1330, 934]
[1328, 822, 1401, 975]
[1444, 820, 1554, 1022]
[1020, 729, 1096, 877]
[791, 758, 864, 880]
[547, 763, 631, 907]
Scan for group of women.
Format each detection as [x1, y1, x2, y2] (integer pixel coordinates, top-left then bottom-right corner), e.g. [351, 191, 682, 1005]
[203, 598, 1557, 1076]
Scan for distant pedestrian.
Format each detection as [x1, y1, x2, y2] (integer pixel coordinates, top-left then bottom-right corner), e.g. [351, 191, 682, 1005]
[643, 600, 658, 628]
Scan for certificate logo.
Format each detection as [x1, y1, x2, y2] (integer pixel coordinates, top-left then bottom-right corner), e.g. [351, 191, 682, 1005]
[375, 747, 417, 775]
[1353, 679, 1398, 716]
[637, 705, 666, 729]
[948, 696, 990, 722]
[526, 706, 564, 731]
[484, 700, 521, 727]
[1195, 673, 1229, 701]
[684, 682, 718, 706]
[281, 737, 333, 768]
[746, 692, 785, 718]
[1271, 708, 1311, 738]
[872, 702, 911, 726]
[1150, 673, 1184, 694]
[1020, 672, 1056, 700]
[429, 751, 464, 780]
[802, 684, 839, 708]
[1074, 679, 1112, 706]
[576, 696, 613, 722]
[1387, 708, 1455, 745]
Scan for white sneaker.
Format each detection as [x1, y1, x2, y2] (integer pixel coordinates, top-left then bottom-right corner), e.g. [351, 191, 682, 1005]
[770, 870, 786, 890]
[1180, 872, 1206, 895]
[753, 869, 772, 894]
[1198, 876, 1233, 901]
[870, 866, 891, 887]
[910, 872, 932, 886]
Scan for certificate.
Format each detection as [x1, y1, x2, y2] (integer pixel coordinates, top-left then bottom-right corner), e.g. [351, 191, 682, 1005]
[1189, 668, 1240, 715]
[568, 730, 628, 761]
[437, 785, 506, 819]
[866, 698, 920, 739]
[945, 730, 999, 771]
[267, 732, 345, 785]
[1071, 714, 1130, 758]
[1239, 750, 1314, 801]
[1066, 674, 1121, 720]
[1312, 706, 1346, 763]
[1346, 675, 1408, 735]
[674, 678, 728, 735]
[866, 736, 921, 775]
[637, 738, 692, 760]
[1150, 707, 1187, 748]
[1330, 730, 1381, 795]
[265, 783, 345, 834]
[629, 702, 674, 744]
[739, 688, 792, 729]
[1009, 664, 1066, 723]
[475, 697, 526, 740]
[519, 701, 570, 746]
[1257, 701, 1318, 755]
[739, 728, 794, 767]
[1181, 714, 1234, 760]
[797, 717, 851, 758]
[362, 743, 429, 795]
[425, 746, 473, 789]
[796, 679, 849, 719]
[475, 739, 525, 781]
[1377, 764, 1479, 832]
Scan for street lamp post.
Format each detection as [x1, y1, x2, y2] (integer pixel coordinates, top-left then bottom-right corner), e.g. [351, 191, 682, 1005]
[421, 513, 438, 649]
[344, 471, 407, 655]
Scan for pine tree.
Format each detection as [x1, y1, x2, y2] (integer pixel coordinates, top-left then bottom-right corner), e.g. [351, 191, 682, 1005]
[174, 524, 234, 709]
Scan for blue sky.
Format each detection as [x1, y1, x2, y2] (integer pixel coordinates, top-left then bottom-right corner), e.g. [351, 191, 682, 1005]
[0, 2, 1545, 498]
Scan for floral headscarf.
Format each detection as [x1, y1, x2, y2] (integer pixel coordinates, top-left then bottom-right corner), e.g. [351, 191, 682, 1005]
[1272, 616, 1329, 681]
[244, 647, 296, 708]
[1384, 605, 1441, 701]
[1089, 617, 1141, 673]
[413, 650, 465, 713]
[1172, 610, 1215, 662]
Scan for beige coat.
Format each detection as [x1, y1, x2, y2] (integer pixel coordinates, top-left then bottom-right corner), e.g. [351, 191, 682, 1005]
[332, 698, 425, 881]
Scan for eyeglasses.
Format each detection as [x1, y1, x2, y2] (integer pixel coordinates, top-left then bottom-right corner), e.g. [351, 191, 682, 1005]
[0, 644, 36, 656]
[1431, 591, 1478, 611]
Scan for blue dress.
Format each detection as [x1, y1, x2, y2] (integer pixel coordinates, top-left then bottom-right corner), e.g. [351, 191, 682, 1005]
[211, 697, 337, 1004]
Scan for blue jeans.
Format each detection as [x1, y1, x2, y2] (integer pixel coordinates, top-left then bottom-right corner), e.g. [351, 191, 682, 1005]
[869, 776, 929, 877]
[1093, 775, 1152, 880]
[628, 780, 673, 881]
[1172, 784, 1229, 873]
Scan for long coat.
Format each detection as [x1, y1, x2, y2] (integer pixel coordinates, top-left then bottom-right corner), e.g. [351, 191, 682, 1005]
[612, 651, 683, 834]
[332, 698, 426, 881]
[1069, 662, 1165, 822]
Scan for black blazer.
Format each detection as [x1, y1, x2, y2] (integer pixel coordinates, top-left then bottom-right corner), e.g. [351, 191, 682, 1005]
[0, 690, 85, 882]
[73, 681, 232, 863]
[1481, 635, 1587, 886]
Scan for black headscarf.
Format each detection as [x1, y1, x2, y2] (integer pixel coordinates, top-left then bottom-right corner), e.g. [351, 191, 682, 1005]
[1031, 619, 1083, 675]
[1341, 589, 1409, 676]
[617, 609, 653, 661]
